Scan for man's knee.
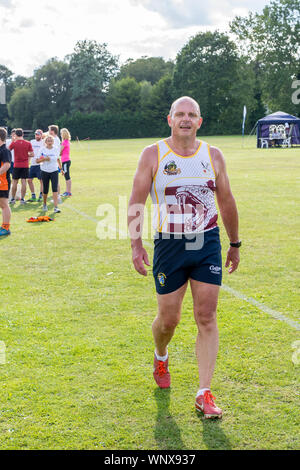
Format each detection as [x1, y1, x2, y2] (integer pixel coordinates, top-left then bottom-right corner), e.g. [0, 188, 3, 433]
[195, 308, 217, 332]
[155, 311, 180, 332]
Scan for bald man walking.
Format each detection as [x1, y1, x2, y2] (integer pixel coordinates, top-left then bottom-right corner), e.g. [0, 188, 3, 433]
[128, 96, 241, 419]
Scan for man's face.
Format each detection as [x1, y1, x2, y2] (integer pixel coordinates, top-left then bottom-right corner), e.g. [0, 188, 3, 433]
[11, 132, 16, 141]
[168, 99, 202, 137]
[35, 133, 42, 141]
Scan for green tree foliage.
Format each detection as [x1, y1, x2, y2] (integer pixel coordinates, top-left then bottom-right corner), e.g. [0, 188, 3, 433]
[118, 56, 174, 84]
[0, 66, 29, 127]
[145, 75, 175, 135]
[106, 77, 141, 113]
[7, 87, 34, 129]
[4, 1, 299, 138]
[230, 0, 300, 115]
[31, 58, 71, 129]
[173, 31, 256, 134]
[58, 110, 160, 140]
[0, 65, 14, 126]
[69, 40, 119, 113]
[140, 80, 153, 112]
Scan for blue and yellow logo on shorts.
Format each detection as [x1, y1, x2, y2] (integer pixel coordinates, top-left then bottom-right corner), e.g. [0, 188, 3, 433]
[157, 272, 166, 287]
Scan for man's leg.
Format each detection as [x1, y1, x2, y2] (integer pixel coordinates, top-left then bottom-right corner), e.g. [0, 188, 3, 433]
[152, 282, 188, 388]
[190, 279, 220, 389]
[0, 198, 11, 224]
[152, 282, 188, 357]
[0, 197, 11, 235]
[28, 178, 35, 194]
[20, 178, 27, 200]
[11, 179, 18, 200]
[190, 279, 222, 418]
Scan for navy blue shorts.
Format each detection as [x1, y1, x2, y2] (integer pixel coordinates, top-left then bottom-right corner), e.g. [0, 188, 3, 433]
[153, 227, 222, 295]
[29, 165, 41, 180]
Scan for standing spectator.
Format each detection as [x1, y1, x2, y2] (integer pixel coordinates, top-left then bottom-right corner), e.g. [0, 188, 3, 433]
[28, 129, 44, 202]
[48, 125, 62, 203]
[9, 128, 33, 205]
[0, 127, 12, 236]
[37, 135, 62, 214]
[6, 128, 17, 200]
[60, 128, 72, 197]
[6, 128, 16, 176]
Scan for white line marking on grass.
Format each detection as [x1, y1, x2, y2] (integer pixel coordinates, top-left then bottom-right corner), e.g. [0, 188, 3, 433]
[64, 203, 300, 331]
[222, 285, 300, 331]
[63, 204, 99, 224]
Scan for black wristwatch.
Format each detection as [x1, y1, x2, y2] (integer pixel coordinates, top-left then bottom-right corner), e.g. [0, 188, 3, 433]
[230, 241, 242, 248]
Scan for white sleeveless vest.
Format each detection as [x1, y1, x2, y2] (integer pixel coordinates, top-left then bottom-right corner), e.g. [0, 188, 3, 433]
[150, 139, 218, 234]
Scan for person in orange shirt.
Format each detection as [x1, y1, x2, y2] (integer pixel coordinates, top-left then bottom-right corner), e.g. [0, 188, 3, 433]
[0, 128, 12, 236]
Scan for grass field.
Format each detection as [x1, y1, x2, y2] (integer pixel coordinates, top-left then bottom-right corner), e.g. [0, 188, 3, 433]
[0, 135, 299, 450]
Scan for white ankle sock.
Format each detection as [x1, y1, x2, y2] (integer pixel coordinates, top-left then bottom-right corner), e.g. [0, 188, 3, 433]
[196, 388, 210, 397]
[155, 350, 168, 362]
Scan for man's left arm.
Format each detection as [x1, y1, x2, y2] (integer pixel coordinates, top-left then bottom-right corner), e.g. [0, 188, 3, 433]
[211, 146, 240, 274]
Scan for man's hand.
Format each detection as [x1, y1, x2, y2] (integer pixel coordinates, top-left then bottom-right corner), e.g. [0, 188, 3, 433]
[132, 245, 150, 276]
[225, 247, 240, 274]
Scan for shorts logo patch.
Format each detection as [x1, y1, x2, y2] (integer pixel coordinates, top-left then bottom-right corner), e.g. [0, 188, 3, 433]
[157, 272, 167, 286]
[163, 161, 181, 175]
[209, 265, 221, 274]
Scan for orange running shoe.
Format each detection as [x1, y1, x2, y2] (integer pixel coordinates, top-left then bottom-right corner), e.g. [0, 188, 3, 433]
[195, 390, 222, 419]
[153, 355, 170, 388]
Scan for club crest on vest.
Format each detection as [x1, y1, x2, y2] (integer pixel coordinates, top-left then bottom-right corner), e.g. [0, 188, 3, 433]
[163, 161, 181, 175]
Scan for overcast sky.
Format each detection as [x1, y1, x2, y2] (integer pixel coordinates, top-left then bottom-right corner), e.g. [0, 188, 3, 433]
[0, 0, 270, 77]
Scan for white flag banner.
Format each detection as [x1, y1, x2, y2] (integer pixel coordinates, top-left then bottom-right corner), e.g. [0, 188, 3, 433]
[242, 105, 247, 135]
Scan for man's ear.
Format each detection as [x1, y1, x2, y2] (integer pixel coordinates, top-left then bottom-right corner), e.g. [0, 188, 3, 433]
[197, 117, 203, 130]
[167, 114, 172, 128]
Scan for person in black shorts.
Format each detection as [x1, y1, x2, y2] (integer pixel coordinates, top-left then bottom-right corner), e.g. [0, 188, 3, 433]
[28, 129, 44, 202]
[9, 128, 34, 205]
[128, 96, 241, 419]
[0, 128, 12, 236]
[36, 135, 63, 214]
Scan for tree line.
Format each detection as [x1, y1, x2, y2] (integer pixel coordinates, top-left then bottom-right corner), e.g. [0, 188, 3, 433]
[0, 0, 299, 139]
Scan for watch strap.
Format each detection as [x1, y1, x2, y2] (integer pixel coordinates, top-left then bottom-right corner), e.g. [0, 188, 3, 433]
[230, 241, 242, 248]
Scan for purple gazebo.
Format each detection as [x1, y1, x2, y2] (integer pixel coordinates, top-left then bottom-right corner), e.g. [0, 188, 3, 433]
[257, 111, 300, 148]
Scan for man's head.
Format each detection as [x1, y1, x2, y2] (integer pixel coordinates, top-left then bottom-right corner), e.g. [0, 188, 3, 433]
[0, 127, 7, 144]
[15, 128, 23, 139]
[11, 128, 16, 141]
[48, 125, 59, 136]
[35, 129, 43, 141]
[168, 96, 203, 137]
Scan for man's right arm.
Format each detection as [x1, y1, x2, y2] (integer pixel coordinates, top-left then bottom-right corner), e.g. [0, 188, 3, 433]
[128, 144, 157, 276]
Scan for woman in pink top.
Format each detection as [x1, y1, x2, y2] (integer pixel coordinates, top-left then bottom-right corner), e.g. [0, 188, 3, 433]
[60, 128, 72, 196]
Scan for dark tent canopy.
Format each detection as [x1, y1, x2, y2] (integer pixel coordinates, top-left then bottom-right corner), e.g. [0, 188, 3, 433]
[256, 111, 300, 148]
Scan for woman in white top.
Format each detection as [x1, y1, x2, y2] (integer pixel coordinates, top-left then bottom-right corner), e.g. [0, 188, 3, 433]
[36, 135, 63, 213]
